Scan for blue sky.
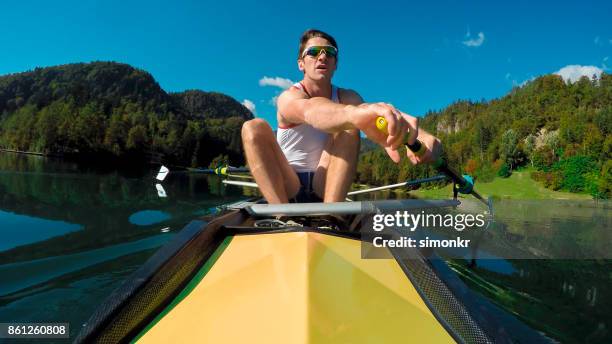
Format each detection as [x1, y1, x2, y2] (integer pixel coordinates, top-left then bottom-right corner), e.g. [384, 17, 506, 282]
[1, 0, 611, 127]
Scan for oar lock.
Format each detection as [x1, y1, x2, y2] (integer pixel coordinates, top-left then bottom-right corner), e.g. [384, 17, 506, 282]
[455, 174, 474, 194]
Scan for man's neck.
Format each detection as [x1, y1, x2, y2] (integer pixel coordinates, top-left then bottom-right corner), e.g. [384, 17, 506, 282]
[301, 78, 332, 99]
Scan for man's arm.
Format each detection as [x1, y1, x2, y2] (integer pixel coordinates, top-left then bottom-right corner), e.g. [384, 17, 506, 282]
[276, 88, 355, 132]
[277, 87, 442, 164]
[277, 88, 407, 148]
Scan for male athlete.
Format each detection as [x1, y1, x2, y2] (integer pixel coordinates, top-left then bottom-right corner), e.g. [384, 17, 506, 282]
[242, 29, 442, 204]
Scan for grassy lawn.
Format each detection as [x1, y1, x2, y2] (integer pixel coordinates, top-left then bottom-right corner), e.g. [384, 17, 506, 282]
[409, 169, 592, 200]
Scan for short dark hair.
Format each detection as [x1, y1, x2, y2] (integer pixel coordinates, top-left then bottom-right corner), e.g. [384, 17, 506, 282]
[298, 29, 338, 60]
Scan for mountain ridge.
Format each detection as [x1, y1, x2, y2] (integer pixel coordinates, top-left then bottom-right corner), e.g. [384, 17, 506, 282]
[0, 61, 254, 166]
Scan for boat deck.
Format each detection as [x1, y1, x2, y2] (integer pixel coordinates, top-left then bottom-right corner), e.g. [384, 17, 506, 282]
[136, 231, 455, 343]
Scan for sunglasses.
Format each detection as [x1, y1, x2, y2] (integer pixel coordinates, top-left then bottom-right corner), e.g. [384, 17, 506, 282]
[301, 45, 338, 59]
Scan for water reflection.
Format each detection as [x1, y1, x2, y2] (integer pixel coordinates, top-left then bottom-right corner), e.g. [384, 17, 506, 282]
[0, 234, 170, 296]
[0, 152, 244, 340]
[0, 210, 81, 251]
[417, 198, 611, 260]
[128, 210, 171, 226]
[0, 153, 241, 265]
[382, 196, 611, 342]
[449, 257, 611, 343]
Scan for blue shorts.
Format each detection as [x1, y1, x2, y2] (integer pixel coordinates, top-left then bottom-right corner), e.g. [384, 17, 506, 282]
[290, 172, 322, 203]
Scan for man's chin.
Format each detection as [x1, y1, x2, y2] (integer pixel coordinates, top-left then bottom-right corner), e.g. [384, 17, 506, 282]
[310, 72, 333, 81]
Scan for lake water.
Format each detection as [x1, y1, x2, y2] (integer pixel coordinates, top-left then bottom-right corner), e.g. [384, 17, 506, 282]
[0, 153, 609, 343]
[0, 153, 244, 341]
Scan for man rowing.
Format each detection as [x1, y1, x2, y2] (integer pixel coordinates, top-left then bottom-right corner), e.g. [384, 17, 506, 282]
[242, 29, 442, 204]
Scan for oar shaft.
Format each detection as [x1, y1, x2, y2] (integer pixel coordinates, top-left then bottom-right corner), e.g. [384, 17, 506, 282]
[222, 180, 259, 188]
[156, 165, 250, 182]
[347, 175, 447, 196]
[188, 167, 250, 174]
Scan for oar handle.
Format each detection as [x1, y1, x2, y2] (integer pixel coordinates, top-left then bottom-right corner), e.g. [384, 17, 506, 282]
[375, 117, 427, 157]
[375, 116, 473, 193]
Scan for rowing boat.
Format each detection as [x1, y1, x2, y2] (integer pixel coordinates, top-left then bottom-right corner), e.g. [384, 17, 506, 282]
[75, 198, 496, 343]
[76, 116, 503, 342]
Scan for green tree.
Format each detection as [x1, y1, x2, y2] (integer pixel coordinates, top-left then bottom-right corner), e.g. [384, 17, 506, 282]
[553, 155, 598, 193]
[499, 129, 520, 170]
[126, 124, 149, 152]
[597, 160, 612, 198]
[497, 163, 512, 178]
[104, 113, 127, 155]
[524, 134, 536, 167]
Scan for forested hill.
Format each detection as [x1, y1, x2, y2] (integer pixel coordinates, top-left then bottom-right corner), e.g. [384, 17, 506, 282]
[171, 90, 252, 120]
[0, 62, 253, 166]
[357, 73, 611, 199]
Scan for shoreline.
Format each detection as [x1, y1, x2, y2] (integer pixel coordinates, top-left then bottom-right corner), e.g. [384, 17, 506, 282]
[2, 148, 600, 201]
[0, 148, 53, 156]
[352, 170, 596, 201]
[0, 148, 163, 166]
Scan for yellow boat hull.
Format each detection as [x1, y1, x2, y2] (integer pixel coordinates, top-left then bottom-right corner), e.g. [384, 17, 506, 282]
[137, 231, 455, 343]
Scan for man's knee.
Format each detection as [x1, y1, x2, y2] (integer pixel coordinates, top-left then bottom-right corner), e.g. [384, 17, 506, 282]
[242, 118, 272, 143]
[347, 129, 360, 141]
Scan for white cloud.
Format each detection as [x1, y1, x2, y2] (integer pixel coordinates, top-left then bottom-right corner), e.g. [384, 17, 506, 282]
[603, 57, 609, 71]
[259, 76, 294, 89]
[241, 99, 256, 115]
[554, 65, 603, 83]
[505, 72, 511, 80]
[462, 32, 485, 47]
[593, 36, 612, 46]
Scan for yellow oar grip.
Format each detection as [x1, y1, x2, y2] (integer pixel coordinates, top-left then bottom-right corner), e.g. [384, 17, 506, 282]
[375, 116, 389, 134]
[375, 116, 427, 157]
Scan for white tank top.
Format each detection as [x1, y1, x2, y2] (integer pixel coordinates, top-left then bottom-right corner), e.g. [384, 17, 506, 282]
[277, 83, 340, 173]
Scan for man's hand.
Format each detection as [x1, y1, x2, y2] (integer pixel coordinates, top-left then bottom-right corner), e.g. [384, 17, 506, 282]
[350, 103, 420, 162]
[405, 131, 442, 165]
